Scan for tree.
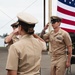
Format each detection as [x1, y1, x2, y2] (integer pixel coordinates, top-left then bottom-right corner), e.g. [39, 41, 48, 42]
[2, 33, 8, 38]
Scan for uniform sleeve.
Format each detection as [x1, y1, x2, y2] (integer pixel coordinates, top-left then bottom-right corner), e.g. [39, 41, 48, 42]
[12, 35, 19, 43]
[43, 32, 50, 41]
[42, 42, 47, 51]
[40, 41, 47, 51]
[64, 32, 72, 47]
[6, 44, 19, 70]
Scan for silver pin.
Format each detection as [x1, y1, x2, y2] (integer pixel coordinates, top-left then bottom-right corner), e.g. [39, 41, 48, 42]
[69, 1, 71, 4]
[64, 0, 66, 2]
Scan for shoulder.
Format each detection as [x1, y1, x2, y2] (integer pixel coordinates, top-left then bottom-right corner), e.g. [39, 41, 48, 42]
[60, 29, 71, 40]
[11, 39, 24, 49]
[50, 30, 54, 34]
[9, 40, 24, 53]
[60, 29, 69, 35]
[44, 30, 53, 36]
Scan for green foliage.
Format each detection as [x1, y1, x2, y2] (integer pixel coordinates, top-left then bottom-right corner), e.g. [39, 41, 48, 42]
[3, 33, 8, 38]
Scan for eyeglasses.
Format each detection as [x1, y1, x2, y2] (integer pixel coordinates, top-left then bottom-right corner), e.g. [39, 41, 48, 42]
[51, 20, 57, 24]
[51, 19, 59, 24]
[11, 25, 19, 28]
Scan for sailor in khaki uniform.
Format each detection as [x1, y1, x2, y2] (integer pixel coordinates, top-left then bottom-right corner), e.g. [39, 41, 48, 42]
[4, 22, 20, 48]
[6, 12, 46, 75]
[41, 16, 72, 75]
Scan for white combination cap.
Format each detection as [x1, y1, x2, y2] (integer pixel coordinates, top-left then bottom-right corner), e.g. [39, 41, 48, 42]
[17, 12, 38, 25]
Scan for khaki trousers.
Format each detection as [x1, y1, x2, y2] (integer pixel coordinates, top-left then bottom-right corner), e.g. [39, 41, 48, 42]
[50, 55, 66, 75]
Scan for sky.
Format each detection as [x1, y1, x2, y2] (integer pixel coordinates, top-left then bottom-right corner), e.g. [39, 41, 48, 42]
[0, 0, 57, 35]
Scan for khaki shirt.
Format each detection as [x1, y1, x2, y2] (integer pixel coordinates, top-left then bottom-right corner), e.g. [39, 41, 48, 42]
[44, 28, 72, 57]
[6, 35, 20, 49]
[6, 34, 46, 75]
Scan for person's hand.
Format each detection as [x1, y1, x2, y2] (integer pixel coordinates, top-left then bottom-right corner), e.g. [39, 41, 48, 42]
[44, 23, 49, 30]
[40, 22, 49, 37]
[66, 61, 71, 68]
[33, 34, 45, 42]
[13, 28, 19, 35]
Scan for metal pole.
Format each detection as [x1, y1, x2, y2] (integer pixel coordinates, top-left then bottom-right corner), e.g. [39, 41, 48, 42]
[44, 0, 45, 27]
[48, 0, 52, 31]
[48, 0, 52, 53]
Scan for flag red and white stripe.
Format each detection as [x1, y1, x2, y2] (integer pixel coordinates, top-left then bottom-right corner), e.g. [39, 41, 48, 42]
[57, 0, 75, 32]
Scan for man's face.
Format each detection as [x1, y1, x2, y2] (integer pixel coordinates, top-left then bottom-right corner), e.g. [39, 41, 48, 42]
[11, 25, 19, 35]
[51, 22, 60, 29]
[50, 19, 60, 29]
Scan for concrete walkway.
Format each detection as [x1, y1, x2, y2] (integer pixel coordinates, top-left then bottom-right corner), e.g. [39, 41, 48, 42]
[0, 47, 75, 75]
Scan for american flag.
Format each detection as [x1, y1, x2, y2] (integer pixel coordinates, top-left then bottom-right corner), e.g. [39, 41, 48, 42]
[57, 0, 75, 32]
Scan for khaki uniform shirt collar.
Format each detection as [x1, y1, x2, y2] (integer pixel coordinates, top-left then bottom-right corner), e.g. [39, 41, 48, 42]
[52, 28, 62, 35]
[57, 28, 62, 35]
[20, 34, 33, 40]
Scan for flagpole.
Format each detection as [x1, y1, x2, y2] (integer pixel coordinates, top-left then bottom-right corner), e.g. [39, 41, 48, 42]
[48, 0, 52, 32]
[48, 0, 52, 54]
[44, 0, 46, 27]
